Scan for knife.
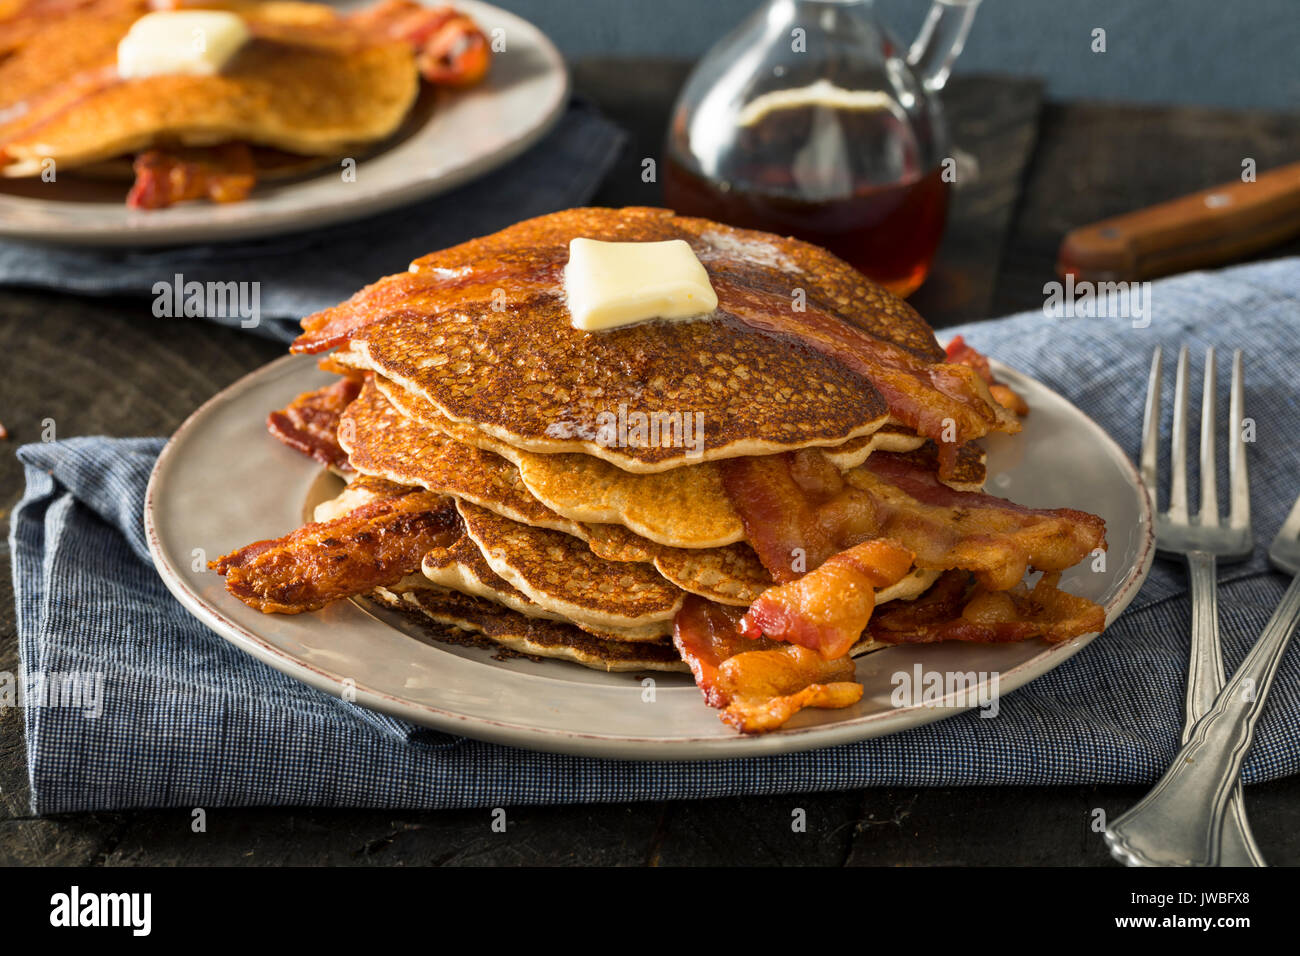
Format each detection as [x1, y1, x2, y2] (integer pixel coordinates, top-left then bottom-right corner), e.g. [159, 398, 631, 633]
[1057, 160, 1300, 282]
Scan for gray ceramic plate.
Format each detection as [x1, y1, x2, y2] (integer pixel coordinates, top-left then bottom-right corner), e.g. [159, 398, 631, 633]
[0, 0, 568, 247]
[145, 353, 1154, 760]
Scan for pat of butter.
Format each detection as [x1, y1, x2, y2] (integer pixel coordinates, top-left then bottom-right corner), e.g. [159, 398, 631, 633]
[565, 238, 718, 331]
[117, 11, 250, 80]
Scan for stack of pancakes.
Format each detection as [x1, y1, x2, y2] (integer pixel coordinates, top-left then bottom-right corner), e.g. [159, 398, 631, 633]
[0, 0, 419, 178]
[1, 0, 489, 207]
[302, 208, 989, 673]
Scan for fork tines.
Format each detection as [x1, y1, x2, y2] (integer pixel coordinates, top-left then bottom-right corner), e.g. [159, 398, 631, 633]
[1142, 346, 1251, 544]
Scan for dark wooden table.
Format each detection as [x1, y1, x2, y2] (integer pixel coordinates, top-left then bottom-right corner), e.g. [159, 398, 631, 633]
[3, 60, 1299, 867]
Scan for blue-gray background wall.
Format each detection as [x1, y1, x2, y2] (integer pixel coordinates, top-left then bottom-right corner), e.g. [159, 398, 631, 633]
[495, 0, 1300, 111]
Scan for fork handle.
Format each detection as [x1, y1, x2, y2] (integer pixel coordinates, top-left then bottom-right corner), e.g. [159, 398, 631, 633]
[1107, 573, 1300, 866]
[1184, 552, 1265, 866]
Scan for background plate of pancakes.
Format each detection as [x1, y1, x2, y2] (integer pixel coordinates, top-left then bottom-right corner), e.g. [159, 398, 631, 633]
[0, 0, 568, 246]
[145, 352, 1155, 760]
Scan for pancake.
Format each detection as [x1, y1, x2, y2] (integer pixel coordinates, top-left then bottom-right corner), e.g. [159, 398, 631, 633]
[374, 373, 747, 546]
[822, 423, 925, 469]
[375, 375, 949, 549]
[419, 531, 670, 644]
[0, 0, 419, 176]
[333, 323, 888, 472]
[317, 207, 966, 471]
[373, 584, 891, 673]
[337, 381, 784, 605]
[341, 379, 586, 536]
[371, 585, 689, 673]
[343, 377, 958, 605]
[311, 472, 410, 522]
[333, 376, 986, 608]
[454, 499, 684, 633]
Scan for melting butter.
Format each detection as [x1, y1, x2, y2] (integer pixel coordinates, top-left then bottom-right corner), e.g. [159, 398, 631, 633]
[564, 238, 718, 331]
[117, 11, 250, 80]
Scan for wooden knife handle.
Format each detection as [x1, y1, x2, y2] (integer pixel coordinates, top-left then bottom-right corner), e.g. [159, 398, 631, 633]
[1057, 161, 1300, 282]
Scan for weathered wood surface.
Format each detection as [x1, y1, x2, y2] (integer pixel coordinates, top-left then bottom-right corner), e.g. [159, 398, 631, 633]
[2, 63, 1298, 866]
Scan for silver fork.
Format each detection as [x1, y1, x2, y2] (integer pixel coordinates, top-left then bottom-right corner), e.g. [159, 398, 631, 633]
[1104, 346, 1264, 867]
[1105, 492, 1300, 866]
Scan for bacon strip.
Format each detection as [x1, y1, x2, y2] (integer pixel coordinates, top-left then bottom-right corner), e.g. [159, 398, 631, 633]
[945, 335, 1028, 416]
[867, 570, 1105, 645]
[672, 595, 862, 733]
[126, 144, 257, 209]
[849, 451, 1105, 589]
[266, 377, 362, 471]
[722, 448, 1106, 592]
[211, 488, 456, 614]
[716, 278, 1019, 474]
[717, 452, 841, 583]
[740, 539, 914, 659]
[716, 652, 863, 734]
[345, 0, 490, 85]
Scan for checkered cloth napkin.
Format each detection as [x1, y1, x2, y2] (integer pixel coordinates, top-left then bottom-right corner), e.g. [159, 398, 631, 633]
[11, 258, 1300, 813]
[0, 99, 623, 341]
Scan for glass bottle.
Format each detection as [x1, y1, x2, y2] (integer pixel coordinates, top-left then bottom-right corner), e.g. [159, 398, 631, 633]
[664, 0, 980, 297]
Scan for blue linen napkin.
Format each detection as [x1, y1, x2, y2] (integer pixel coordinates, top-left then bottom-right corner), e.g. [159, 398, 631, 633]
[11, 257, 1300, 813]
[0, 99, 624, 343]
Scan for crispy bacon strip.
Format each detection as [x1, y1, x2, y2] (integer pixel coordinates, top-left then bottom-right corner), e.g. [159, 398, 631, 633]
[672, 596, 862, 733]
[717, 452, 840, 583]
[851, 451, 1106, 589]
[346, 0, 490, 85]
[266, 377, 362, 471]
[126, 144, 257, 210]
[741, 539, 914, 659]
[716, 278, 1019, 475]
[868, 570, 1105, 644]
[717, 652, 863, 734]
[211, 488, 457, 614]
[722, 448, 1106, 592]
[674, 559, 1106, 733]
[945, 335, 1029, 416]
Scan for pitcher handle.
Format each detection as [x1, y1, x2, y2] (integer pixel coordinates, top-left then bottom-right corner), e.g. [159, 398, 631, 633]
[907, 0, 981, 93]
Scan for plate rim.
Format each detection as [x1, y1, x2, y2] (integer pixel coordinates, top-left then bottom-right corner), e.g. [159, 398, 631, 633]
[0, 0, 570, 247]
[145, 352, 1155, 761]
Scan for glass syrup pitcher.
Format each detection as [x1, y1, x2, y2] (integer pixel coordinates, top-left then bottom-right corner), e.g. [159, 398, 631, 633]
[663, 0, 980, 297]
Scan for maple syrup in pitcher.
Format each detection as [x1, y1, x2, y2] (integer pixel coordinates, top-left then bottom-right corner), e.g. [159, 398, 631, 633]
[663, 121, 949, 298]
[663, 0, 979, 298]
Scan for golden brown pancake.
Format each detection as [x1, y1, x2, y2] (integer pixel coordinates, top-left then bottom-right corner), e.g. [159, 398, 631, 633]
[822, 423, 925, 469]
[0, 0, 419, 176]
[371, 585, 689, 673]
[340, 379, 585, 537]
[454, 499, 684, 633]
[336, 381, 779, 605]
[310, 472, 410, 522]
[338, 377, 984, 606]
[374, 584, 892, 673]
[321, 206, 962, 471]
[374, 374, 747, 546]
[419, 532, 670, 644]
[374, 375, 948, 549]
